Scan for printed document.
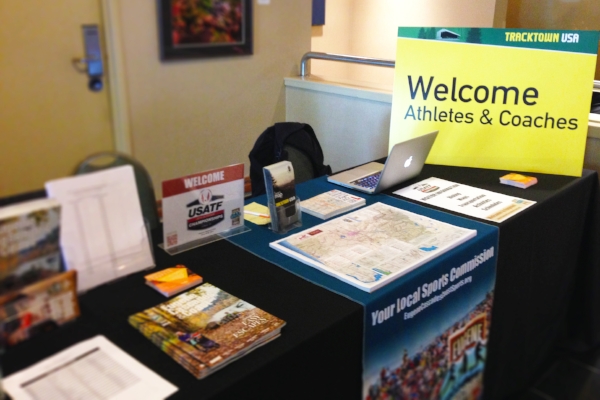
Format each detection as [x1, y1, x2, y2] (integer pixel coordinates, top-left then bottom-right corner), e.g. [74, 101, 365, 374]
[394, 177, 535, 223]
[3, 335, 177, 400]
[45, 165, 155, 292]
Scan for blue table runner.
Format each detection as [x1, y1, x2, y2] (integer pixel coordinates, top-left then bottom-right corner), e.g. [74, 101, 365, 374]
[228, 176, 499, 399]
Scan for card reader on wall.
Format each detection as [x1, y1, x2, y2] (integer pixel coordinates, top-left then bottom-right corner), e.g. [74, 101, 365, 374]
[72, 24, 104, 92]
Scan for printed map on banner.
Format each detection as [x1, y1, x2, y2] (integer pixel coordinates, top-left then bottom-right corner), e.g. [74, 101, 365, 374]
[161, 164, 245, 251]
[389, 28, 600, 176]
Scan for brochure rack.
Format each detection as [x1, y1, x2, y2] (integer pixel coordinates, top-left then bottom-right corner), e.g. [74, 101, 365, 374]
[263, 161, 302, 234]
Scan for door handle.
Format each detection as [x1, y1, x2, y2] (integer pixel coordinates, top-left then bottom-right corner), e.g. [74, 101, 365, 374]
[72, 24, 104, 92]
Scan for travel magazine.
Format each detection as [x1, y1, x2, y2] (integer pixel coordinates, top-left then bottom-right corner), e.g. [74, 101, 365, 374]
[129, 282, 286, 379]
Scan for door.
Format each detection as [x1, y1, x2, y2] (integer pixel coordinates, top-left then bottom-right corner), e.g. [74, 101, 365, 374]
[0, 0, 114, 198]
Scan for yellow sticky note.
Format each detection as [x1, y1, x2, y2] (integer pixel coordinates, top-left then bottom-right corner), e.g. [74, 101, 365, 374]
[244, 202, 271, 225]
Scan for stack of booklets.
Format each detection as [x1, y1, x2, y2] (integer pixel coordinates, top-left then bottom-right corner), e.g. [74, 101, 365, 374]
[0, 198, 81, 346]
[0, 270, 80, 347]
[300, 189, 366, 219]
[0, 198, 63, 295]
[499, 172, 538, 188]
[144, 265, 203, 297]
[128, 282, 286, 379]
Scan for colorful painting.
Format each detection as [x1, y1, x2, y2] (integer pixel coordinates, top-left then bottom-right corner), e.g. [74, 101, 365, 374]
[158, 0, 253, 60]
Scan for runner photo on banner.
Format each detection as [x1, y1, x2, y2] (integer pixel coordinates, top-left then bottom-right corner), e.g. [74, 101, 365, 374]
[363, 230, 498, 400]
[389, 27, 600, 176]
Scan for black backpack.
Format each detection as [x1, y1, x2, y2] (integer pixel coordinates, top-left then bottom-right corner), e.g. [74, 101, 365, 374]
[248, 122, 332, 197]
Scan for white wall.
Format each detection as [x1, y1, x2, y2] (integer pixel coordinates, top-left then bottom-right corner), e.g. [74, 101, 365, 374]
[505, 0, 600, 81]
[310, 1, 353, 80]
[310, 0, 504, 86]
[286, 78, 392, 172]
[296, 0, 598, 178]
[116, 1, 311, 199]
[300, 0, 505, 172]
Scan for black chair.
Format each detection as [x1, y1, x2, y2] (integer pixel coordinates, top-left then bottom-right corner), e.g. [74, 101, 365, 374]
[283, 144, 315, 184]
[248, 122, 332, 197]
[591, 91, 600, 114]
[74, 151, 160, 230]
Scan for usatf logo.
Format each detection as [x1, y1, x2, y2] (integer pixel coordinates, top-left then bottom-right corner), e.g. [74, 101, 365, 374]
[186, 191, 225, 230]
[199, 189, 213, 204]
[187, 189, 224, 206]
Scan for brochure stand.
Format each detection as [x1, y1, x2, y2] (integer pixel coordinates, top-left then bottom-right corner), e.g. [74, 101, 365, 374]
[267, 197, 302, 234]
[63, 223, 156, 294]
[263, 161, 302, 234]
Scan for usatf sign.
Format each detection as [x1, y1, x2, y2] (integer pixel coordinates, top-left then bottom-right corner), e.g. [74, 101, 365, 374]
[162, 164, 245, 250]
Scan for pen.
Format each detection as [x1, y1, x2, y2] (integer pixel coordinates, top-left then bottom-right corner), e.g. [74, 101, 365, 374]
[245, 211, 270, 218]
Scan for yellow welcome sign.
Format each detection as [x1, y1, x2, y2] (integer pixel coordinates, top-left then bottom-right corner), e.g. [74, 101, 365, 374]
[389, 28, 599, 176]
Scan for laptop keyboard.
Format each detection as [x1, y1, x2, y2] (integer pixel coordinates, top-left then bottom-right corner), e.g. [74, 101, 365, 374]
[351, 171, 381, 190]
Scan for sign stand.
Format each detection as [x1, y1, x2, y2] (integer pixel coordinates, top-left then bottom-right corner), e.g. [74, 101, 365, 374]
[159, 225, 250, 256]
[159, 163, 250, 255]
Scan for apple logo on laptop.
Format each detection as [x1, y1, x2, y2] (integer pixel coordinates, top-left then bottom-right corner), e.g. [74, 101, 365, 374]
[404, 156, 413, 168]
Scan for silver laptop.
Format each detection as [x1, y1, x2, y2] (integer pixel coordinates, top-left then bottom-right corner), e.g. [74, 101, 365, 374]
[327, 130, 439, 194]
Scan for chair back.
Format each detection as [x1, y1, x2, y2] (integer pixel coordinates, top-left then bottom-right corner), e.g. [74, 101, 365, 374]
[284, 144, 315, 184]
[248, 122, 332, 197]
[74, 151, 159, 230]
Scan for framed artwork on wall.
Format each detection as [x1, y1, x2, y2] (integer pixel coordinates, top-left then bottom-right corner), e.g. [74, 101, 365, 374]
[157, 0, 253, 60]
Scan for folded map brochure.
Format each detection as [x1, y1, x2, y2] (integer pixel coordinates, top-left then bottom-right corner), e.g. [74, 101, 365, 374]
[128, 282, 286, 379]
[144, 265, 203, 297]
[300, 189, 366, 219]
[499, 173, 538, 189]
[263, 160, 300, 233]
[270, 202, 476, 293]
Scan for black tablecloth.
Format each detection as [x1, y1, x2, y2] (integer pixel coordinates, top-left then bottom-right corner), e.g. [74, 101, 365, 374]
[3, 165, 600, 400]
[382, 165, 600, 400]
[2, 232, 364, 400]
